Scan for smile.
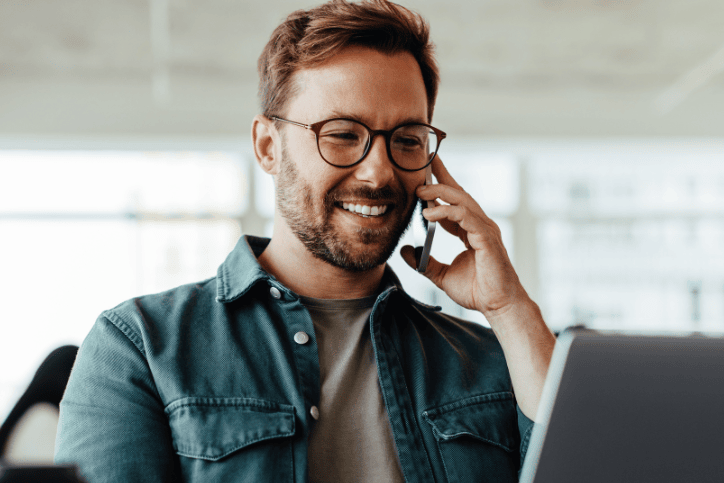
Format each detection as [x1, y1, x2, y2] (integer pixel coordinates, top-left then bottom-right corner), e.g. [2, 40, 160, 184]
[339, 202, 390, 217]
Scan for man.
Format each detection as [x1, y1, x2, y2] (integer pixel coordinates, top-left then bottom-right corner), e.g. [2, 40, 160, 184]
[56, 1, 556, 481]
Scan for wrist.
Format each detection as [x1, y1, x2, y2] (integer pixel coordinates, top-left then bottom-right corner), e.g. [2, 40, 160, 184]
[484, 297, 545, 335]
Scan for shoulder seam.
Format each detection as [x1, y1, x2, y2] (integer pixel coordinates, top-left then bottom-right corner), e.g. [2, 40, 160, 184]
[101, 310, 146, 357]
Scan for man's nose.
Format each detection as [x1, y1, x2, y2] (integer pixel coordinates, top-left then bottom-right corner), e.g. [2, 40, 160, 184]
[353, 135, 395, 187]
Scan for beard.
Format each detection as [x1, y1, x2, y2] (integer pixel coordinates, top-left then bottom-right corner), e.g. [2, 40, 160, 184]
[275, 143, 417, 272]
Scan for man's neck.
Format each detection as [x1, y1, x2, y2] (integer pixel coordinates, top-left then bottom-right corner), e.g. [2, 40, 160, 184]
[257, 231, 387, 300]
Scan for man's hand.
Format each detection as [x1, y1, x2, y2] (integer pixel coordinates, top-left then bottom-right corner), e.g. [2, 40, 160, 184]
[400, 155, 529, 321]
[400, 155, 556, 420]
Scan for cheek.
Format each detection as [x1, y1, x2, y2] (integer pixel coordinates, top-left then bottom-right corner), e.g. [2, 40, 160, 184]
[283, 136, 321, 187]
[287, 129, 321, 163]
[295, 164, 344, 207]
[401, 174, 425, 200]
[286, 134, 333, 183]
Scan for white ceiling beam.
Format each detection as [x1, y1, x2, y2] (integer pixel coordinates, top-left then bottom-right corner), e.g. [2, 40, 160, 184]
[655, 42, 724, 114]
[150, 0, 171, 103]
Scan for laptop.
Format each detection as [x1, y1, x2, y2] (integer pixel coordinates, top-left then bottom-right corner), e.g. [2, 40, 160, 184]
[519, 327, 724, 483]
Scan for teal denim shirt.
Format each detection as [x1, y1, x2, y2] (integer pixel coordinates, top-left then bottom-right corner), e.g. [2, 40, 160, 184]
[56, 236, 534, 482]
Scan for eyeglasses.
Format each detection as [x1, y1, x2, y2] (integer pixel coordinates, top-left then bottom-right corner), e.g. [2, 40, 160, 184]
[272, 116, 446, 172]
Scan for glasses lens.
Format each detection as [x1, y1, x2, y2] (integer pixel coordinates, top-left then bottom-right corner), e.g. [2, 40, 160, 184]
[390, 125, 438, 171]
[317, 120, 369, 167]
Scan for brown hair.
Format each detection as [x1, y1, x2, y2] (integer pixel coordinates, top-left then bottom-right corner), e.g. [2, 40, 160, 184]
[257, 0, 439, 122]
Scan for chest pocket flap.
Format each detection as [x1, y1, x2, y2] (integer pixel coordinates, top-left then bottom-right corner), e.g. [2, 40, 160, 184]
[166, 397, 296, 461]
[422, 392, 518, 452]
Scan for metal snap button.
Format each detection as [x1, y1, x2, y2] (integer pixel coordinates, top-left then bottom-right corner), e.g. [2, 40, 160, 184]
[269, 286, 282, 299]
[294, 331, 309, 345]
[310, 405, 320, 420]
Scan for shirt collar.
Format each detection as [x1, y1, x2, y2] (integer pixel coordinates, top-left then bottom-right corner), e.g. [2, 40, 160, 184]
[215, 235, 434, 309]
[216, 235, 273, 303]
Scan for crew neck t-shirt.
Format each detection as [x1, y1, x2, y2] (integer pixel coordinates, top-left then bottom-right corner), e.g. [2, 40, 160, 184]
[300, 295, 405, 483]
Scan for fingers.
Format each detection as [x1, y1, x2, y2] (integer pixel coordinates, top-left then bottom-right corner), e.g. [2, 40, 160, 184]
[423, 155, 495, 251]
[418, 183, 486, 218]
[437, 216, 468, 244]
[427, 199, 469, 245]
[399, 244, 418, 270]
[423, 204, 481, 232]
[431, 155, 463, 191]
[418, 165, 488, 218]
[417, 176, 493, 243]
[418, 182, 467, 204]
[423, 204, 501, 249]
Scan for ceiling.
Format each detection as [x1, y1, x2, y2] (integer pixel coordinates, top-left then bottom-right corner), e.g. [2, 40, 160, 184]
[2, 0, 724, 139]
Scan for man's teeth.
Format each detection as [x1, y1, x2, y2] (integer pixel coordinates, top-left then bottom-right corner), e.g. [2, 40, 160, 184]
[341, 202, 389, 216]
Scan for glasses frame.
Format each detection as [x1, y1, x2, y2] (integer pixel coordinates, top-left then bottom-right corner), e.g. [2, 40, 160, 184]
[271, 116, 446, 172]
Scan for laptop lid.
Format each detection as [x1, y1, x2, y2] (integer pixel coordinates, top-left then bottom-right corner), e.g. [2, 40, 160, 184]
[519, 328, 724, 483]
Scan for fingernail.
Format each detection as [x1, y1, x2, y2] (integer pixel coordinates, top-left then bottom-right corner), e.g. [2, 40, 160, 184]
[414, 246, 423, 268]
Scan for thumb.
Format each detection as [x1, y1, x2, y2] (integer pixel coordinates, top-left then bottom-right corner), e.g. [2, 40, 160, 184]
[399, 245, 419, 270]
[399, 245, 447, 288]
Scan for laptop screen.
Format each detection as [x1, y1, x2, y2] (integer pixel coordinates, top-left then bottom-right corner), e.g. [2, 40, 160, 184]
[520, 329, 724, 483]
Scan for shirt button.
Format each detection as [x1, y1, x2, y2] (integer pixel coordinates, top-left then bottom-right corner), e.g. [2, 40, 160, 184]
[269, 287, 282, 299]
[294, 331, 309, 345]
[310, 406, 320, 420]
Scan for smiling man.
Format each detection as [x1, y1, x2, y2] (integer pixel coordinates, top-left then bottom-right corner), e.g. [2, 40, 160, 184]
[255, 45, 427, 291]
[55, 1, 556, 482]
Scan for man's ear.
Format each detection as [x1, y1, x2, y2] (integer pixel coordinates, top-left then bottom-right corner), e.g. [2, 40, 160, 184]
[252, 114, 281, 175]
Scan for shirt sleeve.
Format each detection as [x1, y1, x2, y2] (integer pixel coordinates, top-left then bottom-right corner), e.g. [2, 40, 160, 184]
[55, 313, 180, 482]
[517, 404, 535, 476]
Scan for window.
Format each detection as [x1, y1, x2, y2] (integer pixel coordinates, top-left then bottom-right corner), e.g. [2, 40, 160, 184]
[530, 146, 724, 332]
[0, 150, 246, 420]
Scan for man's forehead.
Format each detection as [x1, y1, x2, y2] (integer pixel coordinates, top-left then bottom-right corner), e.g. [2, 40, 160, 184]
[292, 48, 419, 87]
[326, 109, 428, 127]
[285, 47, 428, 124]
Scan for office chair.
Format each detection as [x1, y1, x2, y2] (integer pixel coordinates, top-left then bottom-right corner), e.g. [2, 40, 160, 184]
[0, 345, 79, 464]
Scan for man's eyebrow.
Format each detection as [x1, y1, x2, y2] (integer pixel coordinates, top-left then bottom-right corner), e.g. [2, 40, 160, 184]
[328, 111, 428, 127]
[394, 116, 429, 126]
[328, 110, 365, 123]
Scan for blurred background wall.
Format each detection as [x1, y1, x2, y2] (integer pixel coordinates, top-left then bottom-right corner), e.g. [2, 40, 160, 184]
[2, 0, 724, 422]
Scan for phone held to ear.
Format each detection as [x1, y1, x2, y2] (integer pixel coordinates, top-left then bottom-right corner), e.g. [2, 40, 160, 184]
[416, 165, 436, 273]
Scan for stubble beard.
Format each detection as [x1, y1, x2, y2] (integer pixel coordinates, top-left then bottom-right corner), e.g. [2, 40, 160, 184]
[275, 143, 417, 273]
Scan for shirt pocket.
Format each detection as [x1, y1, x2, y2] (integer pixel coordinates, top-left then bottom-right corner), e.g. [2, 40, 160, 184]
[166, 397, 296, 483]
[422, 392, 520, 483]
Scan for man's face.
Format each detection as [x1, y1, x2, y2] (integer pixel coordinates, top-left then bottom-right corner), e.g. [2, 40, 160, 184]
[275, 46, 429, 272]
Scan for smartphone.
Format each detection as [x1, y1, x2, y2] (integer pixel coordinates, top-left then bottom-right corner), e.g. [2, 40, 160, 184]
[416, 165, 436, 273]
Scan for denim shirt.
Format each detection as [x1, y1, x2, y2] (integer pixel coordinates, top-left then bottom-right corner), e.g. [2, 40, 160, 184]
[56, 236, 534, 483]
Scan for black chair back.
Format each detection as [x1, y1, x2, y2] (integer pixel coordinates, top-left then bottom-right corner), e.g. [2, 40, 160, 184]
[0, 345, 79, 459]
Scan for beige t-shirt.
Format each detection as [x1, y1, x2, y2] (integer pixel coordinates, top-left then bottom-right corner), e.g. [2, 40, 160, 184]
[301, 295, 405, 483]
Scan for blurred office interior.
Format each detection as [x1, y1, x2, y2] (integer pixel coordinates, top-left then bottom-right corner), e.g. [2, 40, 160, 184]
[2, 0, 724, 428]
